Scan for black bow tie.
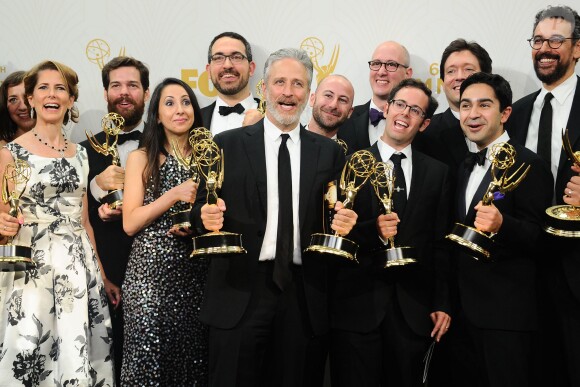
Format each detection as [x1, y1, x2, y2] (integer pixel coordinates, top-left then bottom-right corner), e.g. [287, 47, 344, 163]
[117, 130, 141, 145]
[369, 108, 384, 127]
[465, 148, 487, 170]
[219, 103, 245, 116]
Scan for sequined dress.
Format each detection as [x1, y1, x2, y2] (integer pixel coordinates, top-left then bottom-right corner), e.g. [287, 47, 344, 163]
[121, 153, 208, 386]
[0, 143, 114, 386]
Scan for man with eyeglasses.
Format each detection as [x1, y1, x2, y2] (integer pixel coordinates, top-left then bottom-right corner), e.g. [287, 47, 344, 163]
[338, 41, 412, 153]
[506, 5, 580, 386]
[414, 39, 492, 176]
[330, 78, 453, 387]
[202, 32, 263, 135]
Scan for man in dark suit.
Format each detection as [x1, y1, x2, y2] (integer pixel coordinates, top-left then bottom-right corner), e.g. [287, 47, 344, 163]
[338, 41, 412, 153]
[330, 79, 452, 387]
[414, 39, 492, 174]
[202, 32, 262, 134]
[194, 48, 358, 387]
[505, 6, 580, 386]
[80, 56, 150, 384]
[448, 72, 552, 387]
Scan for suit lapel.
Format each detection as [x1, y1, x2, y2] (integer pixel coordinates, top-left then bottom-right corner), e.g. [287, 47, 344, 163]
[201, 102, 215, 129]
[557, 76, 580, 178]
[369, 144, 382, 217]
[401, 150, 427, 226]
[441, 109, 468, 165]
[299, 128, 320, 230]
[465, 167, 493, 225]
[242, 121, 268, 218]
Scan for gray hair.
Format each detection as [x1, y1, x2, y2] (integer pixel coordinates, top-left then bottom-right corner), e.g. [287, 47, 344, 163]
[263, 48, 313, 86]
[533, 5, 579, 41]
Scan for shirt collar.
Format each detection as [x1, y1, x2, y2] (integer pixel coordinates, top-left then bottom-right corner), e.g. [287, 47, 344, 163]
[377, 136, 412, 163]
[215, 94, 255, 110]
[264, 115, 301, 144]
[540, 73, 577, 105]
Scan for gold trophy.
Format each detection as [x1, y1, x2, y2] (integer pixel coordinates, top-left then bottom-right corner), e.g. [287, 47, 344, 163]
[446, 142, 530, 260]
[335, 138, 348, 155]
[0, 159, 34, 271]
[370, 161, 416, 268]
[256, 79, 266, 115]
[190, 138, 246, 256]
[170, 127, 212, 229]
[544, 128, 580, 238]
[85, 113, 126, 209]
[305, 149, 376, 263]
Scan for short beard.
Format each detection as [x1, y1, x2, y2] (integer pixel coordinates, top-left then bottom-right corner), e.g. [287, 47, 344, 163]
[266, 95, 307, 127]
[312, 108, 345, 133]
[107, 98, 145, 129]
[533, 54, 568, 85]
[212, 70, 249, 96]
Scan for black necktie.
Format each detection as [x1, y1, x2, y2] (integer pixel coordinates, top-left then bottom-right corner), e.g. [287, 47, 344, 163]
[369, 108, 384, 127]
[117, 130, 141, 145]
[390, 153, 407, 216]
[218, 103, 245, 116]
[537, 92, 553, 165]
[274, 134, 293, 291]
[464, 148, 487, 171]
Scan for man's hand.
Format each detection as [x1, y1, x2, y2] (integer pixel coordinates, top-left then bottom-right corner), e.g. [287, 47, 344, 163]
[376, 212, 400, 240]
[474, 202, 503, 233]
[563, 164, 580, 206]
[201, 198, 226, 232]
[331, 201, 358, 236]
[103, 277, 122, 310]
[95, 165, 125, 191]
[98, 203, 122, 221]
[242, 109, 263, 127]
[430, 311, 451, 342]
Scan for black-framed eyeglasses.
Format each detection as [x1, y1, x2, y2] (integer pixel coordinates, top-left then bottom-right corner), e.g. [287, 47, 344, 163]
[389, 99, 425, 119]
[210, 53, 248, 65]
[527, 36, 575, 50]
[368, 60, 409, 72]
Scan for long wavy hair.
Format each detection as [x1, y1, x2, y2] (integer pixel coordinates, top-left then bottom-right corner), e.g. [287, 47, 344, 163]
[141, 78, 203, 193]
[0, 71, 27, 142]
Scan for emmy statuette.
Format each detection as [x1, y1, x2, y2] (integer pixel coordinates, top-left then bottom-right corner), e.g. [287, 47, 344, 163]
[85, 112, 126, 209]
[190, 138, 246, 256]
[544, 128, 580, 238]
[370, 161, 416, 268]
[305, 149, 375, 263]
[0, 159, 34, 271]
[446, 142, 530, 260]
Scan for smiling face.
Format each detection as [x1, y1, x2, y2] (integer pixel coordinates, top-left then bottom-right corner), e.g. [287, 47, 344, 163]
[27, 69, 74, 126]
[309, 75, 354, 134]
[6, 82, 35, 132]
[369, 42, 413, 105]
[532, 17, 580, 88]
[263, 57, 310, 131]
[207, 36, 256, 99]
[157, 84, 194, 136]
[105, 66, 149, 130]
[459, 83, 511, 149]
[382, 86, 430, 150]
[442, 50, 482, 111]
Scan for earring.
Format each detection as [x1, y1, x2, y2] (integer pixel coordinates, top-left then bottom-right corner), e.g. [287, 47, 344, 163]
[67, 108, 72, 123]
[30, 107, 35, 119]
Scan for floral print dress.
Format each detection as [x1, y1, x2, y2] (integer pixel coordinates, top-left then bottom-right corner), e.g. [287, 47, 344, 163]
[0, 143, 114, 387]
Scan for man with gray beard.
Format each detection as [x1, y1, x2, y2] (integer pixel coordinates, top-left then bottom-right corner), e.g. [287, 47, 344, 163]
[202, 31, 263, 134]
[307, 74, 354, 140]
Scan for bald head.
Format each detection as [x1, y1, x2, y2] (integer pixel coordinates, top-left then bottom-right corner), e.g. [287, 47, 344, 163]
[309, 74, 355, 137]
[369, 41, 413, 105]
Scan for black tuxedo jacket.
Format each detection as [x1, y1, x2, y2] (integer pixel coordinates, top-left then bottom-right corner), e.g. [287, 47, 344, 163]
[506, 77, 580, 301]
[80, 132, 136, 286]
[331, 144, 453, 336]
[192, 120, 345, 335]
[454, 141, 553, 331]
[337, 101, 372, 154]
[201, 98, 261, 130]
[414, 108, 469, 176]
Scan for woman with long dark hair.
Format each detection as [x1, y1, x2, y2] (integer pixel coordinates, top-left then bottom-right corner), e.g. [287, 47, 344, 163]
[0, 71, 36, 146]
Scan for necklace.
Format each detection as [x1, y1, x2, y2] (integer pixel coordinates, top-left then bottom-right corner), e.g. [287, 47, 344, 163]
[33, 128, 68, 157]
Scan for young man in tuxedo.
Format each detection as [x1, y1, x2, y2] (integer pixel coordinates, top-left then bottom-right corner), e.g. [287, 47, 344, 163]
[338, 41, 412, 153]
[506, 6, 580, 385]
[449, 72, 552, 387]
[330, 78, 453, 387]
[80, 56, 150, 384]
[194, 48, 358, 387]
[202, 31, 262, 134]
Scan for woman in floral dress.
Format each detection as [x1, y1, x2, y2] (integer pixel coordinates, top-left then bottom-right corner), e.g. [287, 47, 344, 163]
[121, 78, 208, 386]
[0, 61, 115, 386]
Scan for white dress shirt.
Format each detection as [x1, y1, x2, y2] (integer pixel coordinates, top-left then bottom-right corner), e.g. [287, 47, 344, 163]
[525, 74, 577, 182]
[210, 94, 259, 136]
[464, 131, 510, 214]
[377, 137, 412, 198]
[368, 100, 387, 146]
[259, 117, 302, 264]
[89, 121, 144, 202]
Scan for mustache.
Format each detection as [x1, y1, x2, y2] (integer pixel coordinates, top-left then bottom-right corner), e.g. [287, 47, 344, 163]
[112, 96, 137, 105]
[219, 69, 240, 77]
[535, 53, 560, 61]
